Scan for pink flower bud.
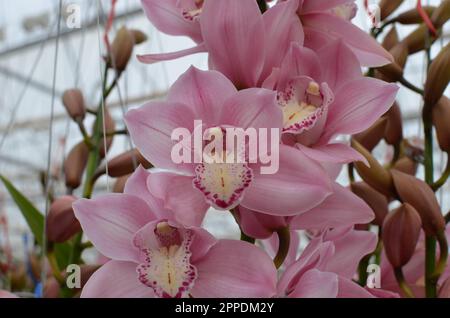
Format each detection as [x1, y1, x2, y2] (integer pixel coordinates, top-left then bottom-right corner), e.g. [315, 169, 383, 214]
[47, 196, 81, 243]
[391, 170, 445, 236]
[382, 203, 422, 268]
[62, 89, 86, 121]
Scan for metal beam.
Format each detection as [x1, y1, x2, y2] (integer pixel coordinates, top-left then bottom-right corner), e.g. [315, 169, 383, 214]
[0, 7, 143, 58]
[0, 90, 167, 133]
[0, 65, 64, 97]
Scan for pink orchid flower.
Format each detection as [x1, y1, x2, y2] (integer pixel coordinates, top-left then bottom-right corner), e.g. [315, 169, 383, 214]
[264, 40, 398, 165]
[277, 227, 396, 297]
[125, 67, 332, 216]
[294, 0, 393, 67]
[139, 0, 304, 89]
[73, 167, 277, 298]
[237, 182, 375, 241]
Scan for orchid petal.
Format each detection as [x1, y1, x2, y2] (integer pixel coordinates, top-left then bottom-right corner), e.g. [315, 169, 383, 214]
[147, 172, 209, 227]
[303, 13, 392, 67]
[137, 43, 206, 64]
[73, 194, 156, 262]
[192, 240, 277, 298]
[241, 145, 332, 216]
[141, 0, 203, 42]
[200, 0, 265, 88]
[322, 78, 398, 142]
[81, 260, 154, 298]
[125, 101, 196, 174]
[167, 67, 237, 126]
[290, 183, 375, 230]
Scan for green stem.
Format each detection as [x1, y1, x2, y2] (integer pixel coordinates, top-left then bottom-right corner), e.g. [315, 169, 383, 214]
[432, 159, 450, 191]
[425, 235, 437, 297]
[394, 267, 415, 298]
[273, 227, 290, 269]
[433, 231, 449, 280]
[398, 76, 424, 95]
[69, 66, 120, 266]
[445, 211, 450, 224]
[358, 254, 371, 286]
[240, 231, 256, 244]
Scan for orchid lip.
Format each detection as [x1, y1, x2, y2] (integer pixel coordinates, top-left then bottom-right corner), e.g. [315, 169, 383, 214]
[279, 80, 327, 134]
[135, 222, 197, 298]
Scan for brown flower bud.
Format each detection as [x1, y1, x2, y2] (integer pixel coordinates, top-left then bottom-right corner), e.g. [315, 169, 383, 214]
[79, 265, 100, 289]
[351, 182, 389, 226]
[47, 195, 81, 243]
[130, 29, 148, 45]
[393, 156, 418, 176]
[379, 0, 404, 21]
[432, 96, 450, 153]
[439, 277, 450, 298]
[44, 277, 60, 298]
[352, 140, 396, 197]
[382, 26, 399, 51]
[384, 102, 403, 145]
[102, 149, 152, 178]
[431, 0, 450, 29]
[113, 174, 131, 193]
[109, 26, 135, 72]
[424, 42, 450, 109]
[382, 203, 422, 268]
[64, 141, 89, 190]
[375, 45, 408, 82]
[400, 24, 437, 54]
[391, 170, 445, 236]
[353, 117, 387, 152]
[393, 6, 436, 24]
[62, 89, 86, 122]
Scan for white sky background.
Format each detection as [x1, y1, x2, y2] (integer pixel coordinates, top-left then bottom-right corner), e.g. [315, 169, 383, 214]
[0, 0, 448, 257]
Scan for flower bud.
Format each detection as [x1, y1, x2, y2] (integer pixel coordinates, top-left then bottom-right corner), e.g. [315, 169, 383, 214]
[64, 141, 89, 190]
[382, 26, 399, 51]
[44, 277, 60, 298]
[130, 29, 148, 45]
[109, 26, 135, 73]
[113, 174, 131, 193]
[400, 24, 437, 54]
[391, 170, 445, 236]
[431, 0, 450, 29]
[379, 0, 404, 21]
[376, 45, 408, 82]
[352, 140, 396, 197]
[351, 182, 388, 226]
[424, 42, 450, 109]
[46, 196, 81, 243]
[432, 96, 450, 153]
[62, 89, 86, 122]
[353, 117, 387, 151]
[382, 203, 422, 268]
[103, 149, 152, 178]
[393, 6, 436, 24]
[384, 102, 403, 145]
[439, 277, 450, 298]
[393, 156, 418, 176]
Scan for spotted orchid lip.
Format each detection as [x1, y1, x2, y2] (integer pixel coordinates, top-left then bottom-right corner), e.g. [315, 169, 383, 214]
[193, 161, 253, 210]
[279, 79, 330, 135]
[135, 222, 197, 298]
[181, 0, 204, 21]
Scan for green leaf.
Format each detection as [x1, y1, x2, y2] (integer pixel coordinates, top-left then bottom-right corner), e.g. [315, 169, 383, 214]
[54, 242, 72, 269]
[0, 175, 44, 246]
